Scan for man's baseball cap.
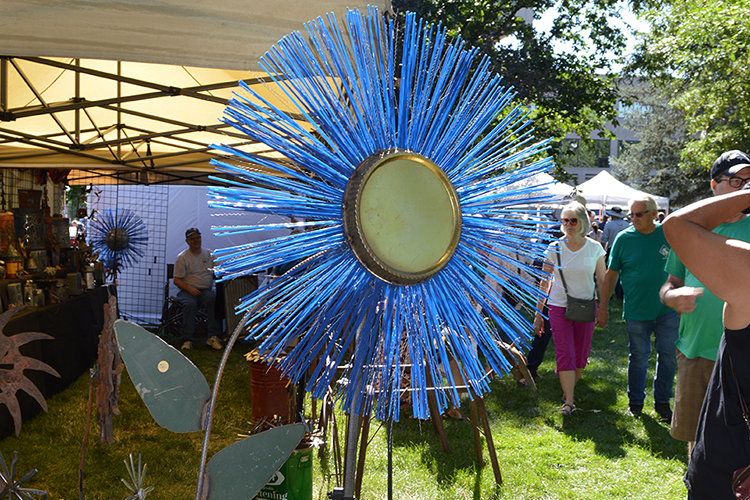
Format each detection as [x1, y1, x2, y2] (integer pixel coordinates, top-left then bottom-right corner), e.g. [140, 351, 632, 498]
[185, 227, 201, 238]
[710, 150, 750, 180]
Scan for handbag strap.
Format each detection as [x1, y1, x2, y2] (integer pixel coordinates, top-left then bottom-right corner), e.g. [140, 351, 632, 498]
[554, 243, 570, 295]
[554, 240, 597, 301]
[729, 354, 750, 436]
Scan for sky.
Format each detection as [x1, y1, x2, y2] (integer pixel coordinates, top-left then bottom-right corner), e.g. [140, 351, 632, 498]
[503, 1, 650, 71]
[534, 2, 648, 52]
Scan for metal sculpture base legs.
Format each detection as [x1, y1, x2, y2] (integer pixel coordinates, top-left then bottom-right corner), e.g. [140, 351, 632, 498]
[339, 393, 502, 500]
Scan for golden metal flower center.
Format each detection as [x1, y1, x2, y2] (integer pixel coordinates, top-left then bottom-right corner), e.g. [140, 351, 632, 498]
[342, 149, 461, 285]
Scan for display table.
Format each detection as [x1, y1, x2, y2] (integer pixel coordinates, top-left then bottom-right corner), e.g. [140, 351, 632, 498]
[0, 285, 113, 439]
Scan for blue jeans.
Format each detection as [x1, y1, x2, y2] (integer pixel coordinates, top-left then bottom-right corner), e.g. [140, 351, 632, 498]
[177, 288, 221, 342]
[527, 305, 552, 377]
[625, 311, 679, 406]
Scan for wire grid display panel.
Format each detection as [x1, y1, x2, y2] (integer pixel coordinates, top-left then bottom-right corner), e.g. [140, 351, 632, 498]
[0, 168, 65, 219]
[90, 184, 168, 325]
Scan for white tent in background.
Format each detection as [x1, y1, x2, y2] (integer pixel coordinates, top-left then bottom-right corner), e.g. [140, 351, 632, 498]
[576, 171, 669, 211]
[504, 172, 575, 205]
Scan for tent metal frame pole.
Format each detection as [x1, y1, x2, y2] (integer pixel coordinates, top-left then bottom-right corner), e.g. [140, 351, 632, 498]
[8, 58, 76, 144]
[0, 55, 308, 178]
[75, 59, 80, 144]
[1, 58, 7, 114]
[99, 105, 249, 139]
[117, 61, 122, 163]
[0, 130, 113, 161]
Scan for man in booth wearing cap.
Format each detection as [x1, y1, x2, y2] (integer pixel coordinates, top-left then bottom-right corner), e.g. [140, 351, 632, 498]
[173, 227, 224, 350]
[660, 150, 750, 457]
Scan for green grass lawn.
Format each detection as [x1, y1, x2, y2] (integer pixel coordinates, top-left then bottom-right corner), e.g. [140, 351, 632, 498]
[0, 300, 688, 499]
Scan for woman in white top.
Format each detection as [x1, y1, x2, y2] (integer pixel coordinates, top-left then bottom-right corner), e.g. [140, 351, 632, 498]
[533, 202, 607, 415]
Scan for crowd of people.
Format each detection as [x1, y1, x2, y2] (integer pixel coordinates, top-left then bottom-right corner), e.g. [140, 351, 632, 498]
[529, 149, 750, 500]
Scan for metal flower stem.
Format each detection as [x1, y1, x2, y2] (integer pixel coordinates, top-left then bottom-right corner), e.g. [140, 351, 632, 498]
[195, 312, 253, 500]
[343, 411, 360, 499]
[387, 418, 393, 500]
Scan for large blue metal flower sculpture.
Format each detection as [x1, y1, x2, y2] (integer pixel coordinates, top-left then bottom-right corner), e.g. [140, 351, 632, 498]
[88, 208, 148, 275]
[209, 7, 556, 421]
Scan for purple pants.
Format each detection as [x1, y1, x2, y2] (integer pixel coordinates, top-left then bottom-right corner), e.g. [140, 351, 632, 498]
[548, 304, 595, 372]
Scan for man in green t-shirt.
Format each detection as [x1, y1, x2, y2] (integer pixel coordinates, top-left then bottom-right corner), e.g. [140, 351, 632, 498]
[599, 194, 678, 422]
[660, 150, 750, 456]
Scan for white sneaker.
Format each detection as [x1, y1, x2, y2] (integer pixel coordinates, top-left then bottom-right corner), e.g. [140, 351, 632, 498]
[181, 341, 192, 350]
[206, 336, 224, 350]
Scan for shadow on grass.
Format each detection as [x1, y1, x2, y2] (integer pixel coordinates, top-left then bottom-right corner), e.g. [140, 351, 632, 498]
[478, 298, 689, 466]
[391, 415, 482, 485]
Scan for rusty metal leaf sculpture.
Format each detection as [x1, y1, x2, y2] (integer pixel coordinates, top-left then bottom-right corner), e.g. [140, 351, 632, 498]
[97, 295, 123, 444]
[0, 306, 60, 436]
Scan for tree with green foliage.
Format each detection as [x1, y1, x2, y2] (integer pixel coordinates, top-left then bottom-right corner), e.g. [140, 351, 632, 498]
[391, 0, 647, 178]
[629, 0, 750, 173]
[609, 80, 709, 207]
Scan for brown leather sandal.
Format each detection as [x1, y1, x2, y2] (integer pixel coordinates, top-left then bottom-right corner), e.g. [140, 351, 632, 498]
[559, 402, 576, 416]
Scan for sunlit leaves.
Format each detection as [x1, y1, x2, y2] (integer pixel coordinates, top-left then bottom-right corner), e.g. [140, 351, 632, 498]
[631, 0, 750, 171]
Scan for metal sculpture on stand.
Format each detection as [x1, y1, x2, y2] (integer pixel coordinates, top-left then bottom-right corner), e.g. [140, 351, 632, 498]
[87, 208, 148, 277]
[208, 7, 554, 422]
[204, 7, 558, 498]
[113, 7, 560, 500]
[0, 306, 60, 436]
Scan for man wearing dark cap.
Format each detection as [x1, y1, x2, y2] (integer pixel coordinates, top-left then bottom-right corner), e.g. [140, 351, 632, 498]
[660, 149, 750, 456]
[173, 227, 223, 350]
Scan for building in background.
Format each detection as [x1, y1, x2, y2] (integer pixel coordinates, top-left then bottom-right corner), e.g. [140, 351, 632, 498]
[560, 99, 640, 185]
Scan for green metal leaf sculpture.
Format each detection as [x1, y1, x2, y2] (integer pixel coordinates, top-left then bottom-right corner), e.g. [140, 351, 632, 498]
[114, 320, 210, 433]
[201, 424, 305, 500]
[114, 320, 304, 500]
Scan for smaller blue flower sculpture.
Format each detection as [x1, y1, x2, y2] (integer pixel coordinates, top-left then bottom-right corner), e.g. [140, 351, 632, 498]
[88, 208, 148, 275]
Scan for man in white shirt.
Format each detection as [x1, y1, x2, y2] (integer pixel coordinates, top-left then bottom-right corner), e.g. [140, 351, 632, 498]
[173, 227, 223, 350]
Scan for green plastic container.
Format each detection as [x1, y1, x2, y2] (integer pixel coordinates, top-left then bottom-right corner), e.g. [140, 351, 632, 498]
[254, 446, 313, 500]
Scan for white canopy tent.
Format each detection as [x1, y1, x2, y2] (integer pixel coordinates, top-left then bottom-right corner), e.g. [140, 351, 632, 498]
[575, 171, 669, 211]
[0, 0, 392, 184]
[502, 172, 575, 205]
[0, 0, 390, 73]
